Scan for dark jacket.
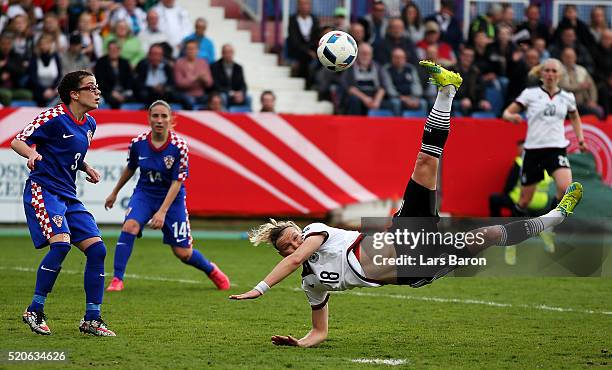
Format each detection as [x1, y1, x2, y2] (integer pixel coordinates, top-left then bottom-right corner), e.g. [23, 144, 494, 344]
[133, 59, 175, 92]
[424, 13, 464, 52]
[373, 35, 418, 66]
[0, 49, 27, 88]
[94, 55, 134, 101]
[287, 13, 319, 61]
[210, 59, 247, 94]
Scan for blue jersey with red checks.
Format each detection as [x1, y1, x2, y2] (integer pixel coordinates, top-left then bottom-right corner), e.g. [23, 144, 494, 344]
[127, 131, 189, 198]
[15, 104, 96, 201]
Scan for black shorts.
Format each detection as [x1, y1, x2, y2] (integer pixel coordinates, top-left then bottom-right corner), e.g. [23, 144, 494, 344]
[521, 147, 570, 186]
[390, 179, 471, 287]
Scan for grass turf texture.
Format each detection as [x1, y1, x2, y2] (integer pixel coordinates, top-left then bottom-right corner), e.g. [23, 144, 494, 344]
[1, 236, 610, 369]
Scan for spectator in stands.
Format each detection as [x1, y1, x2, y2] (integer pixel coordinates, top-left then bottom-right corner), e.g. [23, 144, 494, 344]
[349, 22, 366, 45]
[174, 39, 212, 110]
[486, 25, 516, 77]
[37, 13, 68, 53]
[94, 40, 134, 109]
[549, 27, 594, 74]
[452, 47, 491, 116]
[86, 0, 112, 37]
[211, 43, 247, 108]
[332, 7, 348, 32]
[384, 47, 422, 116]
[400, 2, 423, 44]
[153, 0, 191, 56]
[419, 44, 439, 107]
[134, 43, 176, 106]
[7, 0, 43, 27]
[424, 0, 463, 53]
[373, 17, 417, 66]
[28, 34, 61, 106]
[589, 6, 608, 43]
[471, 31, 496, 82]
[77, 12, 104, 61]
[139, 9, 172, 60]
[260, 90, 276, 113]
[559, 47, 603, 120]
[287, 0, 319, 85]
[532, 37, 550, 61]
[48, 0, 70, 34]
[0, 32, 32, 106]
[340, 42, 392, 116]
[358, 0, 387, 45]
[206, 91, 224, 112]
[499, 4, 516, 31]
[9, 15, 34, 63]
[416, 21, 456, 67]
[61, 33, 90, 73]
[553, 5, 595, 50]
[594, 29, 611, 116]
[182, 17, 215, 64]
[515, 4, 550, 45]
[506, 48, 541, 104]
[104, 19, 145, 67]
[111, 0, 146, 35]
[468, 3, 502, 45]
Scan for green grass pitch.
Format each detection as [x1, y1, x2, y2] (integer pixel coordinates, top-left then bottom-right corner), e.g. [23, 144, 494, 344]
[0, 235, 610, 369]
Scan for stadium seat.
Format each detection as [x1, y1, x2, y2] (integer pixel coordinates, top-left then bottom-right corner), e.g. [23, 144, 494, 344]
[228, 105, 252, 113]
[471, 111, 496, 118]
[120, 103, 145, 111]
[11, 100, 37, 107]
[402, 109, 427, 118]
[169, 103, 183, 112]
[367, 109, 394, 117]
[484, 86, 504, 117]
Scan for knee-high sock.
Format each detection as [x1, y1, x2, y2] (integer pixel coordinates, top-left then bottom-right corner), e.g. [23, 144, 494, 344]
[84, 241, 106, 320]
[113, 232, 136, 280]
[28, 242, 71, 312]
[421, 86, 456, 158]
[182, 248, 214, 275]
[497, 209, 565, 246]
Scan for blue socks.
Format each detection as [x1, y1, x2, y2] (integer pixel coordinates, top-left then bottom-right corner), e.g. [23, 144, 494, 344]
[28, 242, 71, 312]
[84, 241, 106, 320]
[113, 232, 137, 280]
[183, 248, 214, 275]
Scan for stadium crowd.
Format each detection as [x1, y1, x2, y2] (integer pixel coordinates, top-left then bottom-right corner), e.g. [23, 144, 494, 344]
[0, 0, 610, 118]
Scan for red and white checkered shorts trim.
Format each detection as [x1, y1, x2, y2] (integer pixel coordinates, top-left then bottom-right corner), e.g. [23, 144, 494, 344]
[30, 182, 54, 240]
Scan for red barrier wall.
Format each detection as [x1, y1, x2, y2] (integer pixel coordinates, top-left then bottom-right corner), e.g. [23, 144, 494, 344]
[1, 108, 610, 216]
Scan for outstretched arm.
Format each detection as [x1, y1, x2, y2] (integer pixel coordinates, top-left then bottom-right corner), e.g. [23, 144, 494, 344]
[11, 139, 41, 170]
[229, 234, 325, 300]
[105, 166, 136, 209]
[272, 304, 329, 348]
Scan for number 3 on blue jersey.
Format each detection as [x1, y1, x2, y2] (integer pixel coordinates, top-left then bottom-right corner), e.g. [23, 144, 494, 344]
[70, 153, 82, 171]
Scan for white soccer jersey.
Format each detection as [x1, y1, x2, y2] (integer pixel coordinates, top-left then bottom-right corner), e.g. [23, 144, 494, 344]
[515, 87, 577, 149]
[300, 223, 380, 308]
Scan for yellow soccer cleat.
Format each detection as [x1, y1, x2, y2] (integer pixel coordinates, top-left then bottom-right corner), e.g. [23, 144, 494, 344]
[555, 182, 583, 217]
[419, 60, 463, 90]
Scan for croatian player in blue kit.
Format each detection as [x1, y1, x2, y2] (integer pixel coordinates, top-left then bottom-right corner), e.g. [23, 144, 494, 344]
[11, 70, 116, 336]
[104, 100, 230, 291]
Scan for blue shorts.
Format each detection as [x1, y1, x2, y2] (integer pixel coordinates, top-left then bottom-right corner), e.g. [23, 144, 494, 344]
[125, 191, 192, 247]
[24, 180, 100, 249]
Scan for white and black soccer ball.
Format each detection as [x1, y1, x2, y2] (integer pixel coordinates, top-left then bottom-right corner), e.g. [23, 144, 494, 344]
[317, 30, 358, 72]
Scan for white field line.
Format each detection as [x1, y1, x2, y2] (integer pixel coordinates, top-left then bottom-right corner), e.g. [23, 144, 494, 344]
[351, 358, 408, 366]
[0, 266, 218, 286]
[3, 265, 609, 315]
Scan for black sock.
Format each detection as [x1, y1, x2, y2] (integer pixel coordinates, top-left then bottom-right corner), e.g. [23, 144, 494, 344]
[420, 108, 450, 158]
[498, 218, 546, 246]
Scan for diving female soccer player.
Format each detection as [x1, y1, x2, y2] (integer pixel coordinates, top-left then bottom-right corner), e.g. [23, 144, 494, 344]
[104, 100, 230, 291]
[12, 70, 116, 336]
[502, 58, 586, 214]
[230, 61, 583, 347]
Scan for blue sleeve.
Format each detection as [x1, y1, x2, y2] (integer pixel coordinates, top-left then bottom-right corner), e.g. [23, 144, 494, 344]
[127, 141, 138, 170]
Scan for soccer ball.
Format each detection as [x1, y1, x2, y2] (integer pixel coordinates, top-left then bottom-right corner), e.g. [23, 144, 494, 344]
[317, 30, 358, 72]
